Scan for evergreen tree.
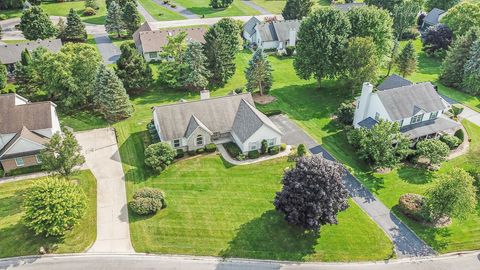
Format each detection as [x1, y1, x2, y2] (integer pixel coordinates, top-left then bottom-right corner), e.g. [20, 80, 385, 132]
[245, 49, 273, 96]
[122, 1, 141, 35]
[425, 0, 459, 11]
[0, 64, 7, 90]
[56, 17, 66, 41]
[19, 6, 57, 40]
[396, 41, 417, 77]
[105, 1, 125, 38]
[94, 64, 133, 122]
[14, 49, 42, 100]
[440, 29, 479, 88]
[441, 2, 480, 37]
[85, 0, 99, 10]
[364, 0, 404, 12]
[462, 40, 480, 95]
[183, 41, 211, 90]
[64, 8, 87, 42]
[282, 0, 313, 20]
[204, 18, 241, 86]
[115, 42, 153, 94]
[157, 32, 188, 88]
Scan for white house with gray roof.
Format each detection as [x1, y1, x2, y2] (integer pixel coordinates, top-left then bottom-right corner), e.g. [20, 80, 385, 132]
[243, 17, 301, 51]
[152, 91, 282, 153]
[353, 75, 460, 140]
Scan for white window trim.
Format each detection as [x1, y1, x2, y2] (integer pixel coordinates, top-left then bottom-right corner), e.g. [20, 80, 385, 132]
[429, 111, 439, 120]
[410, 113, 424, 124]
[35, 155, 42, 164]
[15, 157, 25, 167]
[173, 139, 181, 148]
[267, 138, 276, 147]
[148, 52, 158, 59]
[249, 142, 258, 151]
[196, 135, 204, 146]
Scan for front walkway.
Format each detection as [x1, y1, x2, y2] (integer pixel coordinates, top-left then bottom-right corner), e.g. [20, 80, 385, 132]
[75, 128, 134, 253]
[269, 115, 435, 258]
[217, 144, 292, 165]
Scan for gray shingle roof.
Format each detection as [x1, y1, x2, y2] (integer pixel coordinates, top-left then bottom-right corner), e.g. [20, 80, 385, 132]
[256, 20, 301, 42]
[424, 8, 445, 26]
[0, 39, 62, 65]
[0, 126, 48, 159]
[332, 3, 366, 12]
[244, 16, 261, 36]
[357, 117, 378, 129]
[400, 117, 460, 139]
[184, 115, 212, 138]
[377, 74, 413, 91]
[377, 82, 448, 121]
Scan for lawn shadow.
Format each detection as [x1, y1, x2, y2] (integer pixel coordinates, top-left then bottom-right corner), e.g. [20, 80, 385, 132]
[417, 51, 442, 75]
[187, 7, 227, 16]
[118, 130, 153, 182]
[0, 194, 24, 219]
[397, 165, 434, 184]
[220, 210, 318, 261]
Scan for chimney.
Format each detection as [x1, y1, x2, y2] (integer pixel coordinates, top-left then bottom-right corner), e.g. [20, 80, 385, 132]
[353, 82, 374, 127]
[200, 89, 210, 100]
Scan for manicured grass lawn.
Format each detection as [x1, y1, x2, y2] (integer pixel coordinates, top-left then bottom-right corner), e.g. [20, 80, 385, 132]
[137, 0, 187, 21]
[173, 0, 260, 17]
[251, 0, 286, 14]
[0, 170, 97, 258]
[0, 0, 107, 25]
[129, 155, 393, 261]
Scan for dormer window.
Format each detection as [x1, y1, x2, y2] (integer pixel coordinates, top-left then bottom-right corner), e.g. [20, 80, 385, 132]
[429, 111, 438, 120]
[410, 113, 424, 124]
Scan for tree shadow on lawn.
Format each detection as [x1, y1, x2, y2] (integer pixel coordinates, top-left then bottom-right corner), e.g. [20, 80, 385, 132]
[132, 88, 198, 106]
[397, 165, 434, 185]
[417, 51, 442, 76]
[0, 193, 25, 219]
[220, 210, 318, 261]
[118, 131, 154, 182]
[187, 7, 228, 16]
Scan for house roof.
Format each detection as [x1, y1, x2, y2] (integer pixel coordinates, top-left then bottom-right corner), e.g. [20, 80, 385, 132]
[376, 82, 448, 121]
[0, 94, 54, 134]
[332, 2, 366, 12]
[400, 116, 460, 139]
[184, 115, 213, 138]
[231, 99, 282, 143]
[133, 23, 206, 53]
[357, 117, 378, 129]
[0, 39, 62, 65]
[424, 8, 445, 26]
[377, 74, 413, 91]
[0, 126, 48, 159]
[256, 20, 301, 42]
[244, 16, 261, 36]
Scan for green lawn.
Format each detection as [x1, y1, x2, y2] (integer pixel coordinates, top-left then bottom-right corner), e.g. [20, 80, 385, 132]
[0, 0, 107, 25]
[173, 0, 260, 17]
[0, 170, 97, 258]
[137, 0, 187, 21]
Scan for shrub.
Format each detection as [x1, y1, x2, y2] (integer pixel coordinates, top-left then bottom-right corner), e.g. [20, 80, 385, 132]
[224, 142, 241, 158]
[234, 87, 244, 94]
[440, 135, 462, 149]
[129, 188, 166, 216]
[398, 193, 426, 221]
[196, 148, 205, 154]
[236, 153, 246, 161]
[422, 24, 453, 56]
[133, 188, 165, 202]
[0, 14, 7, 21]
[23, 177, 87, 236]
[400, 28, 420, 40]
[336, 102, 355, 125]
[147, 121, 160, 143]
[454, 129, 464, 142]
[285, 46, 295, 56]
[175, 149, 185, 159]
[280, 143, 287, 151]
[170, 4, 176, 8]
[188, 150, 197, 156]
[144, 142, 177, 173]
[416, 139, 450, 166]
[268, 145, 280, 155]
[83, 7, 96, 16]
[248, 150, 260, 159]
[261, 140, 269, 154]
[297, 144, 307, 157]
[204, 143, 217, 152]
[263, 110, 282, 116]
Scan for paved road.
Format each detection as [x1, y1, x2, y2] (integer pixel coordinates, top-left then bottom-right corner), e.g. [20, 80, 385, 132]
[136, 0, 157, 22]
[241, 0, 271, 15]
[93, 33, 121, 64]
[269, 115, 434, 258]
[440, 94, 480, 126]
[148, 14, 278, 29]
[74, 128, 134, 253]
[1, 253, 480, 270]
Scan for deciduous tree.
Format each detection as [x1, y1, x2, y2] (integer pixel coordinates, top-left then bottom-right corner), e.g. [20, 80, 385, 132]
[64, 8, 87, 42]
[396, 41, 417, 77]
[274, 156, 349, 231]
[115, 42, 152, 94]
[425, 0, 459, 11]
[281, 0, 313, 20]
[416, 139, 450, 166]
[364, 0, 404, 12]
[14, 49, 43, 100]
[19, 6, 57, 40]
[183, 41, 211, 90]
[144, 142, 177, 174]
[462, 40, 480, 95]
[343, 37, 378, 94]
[245, 49, 273, 96]
[441, 2, 480, 37]
[392, 0, 421, 40]
[209, 0, 233, 9]
[422, 24, 453, 56]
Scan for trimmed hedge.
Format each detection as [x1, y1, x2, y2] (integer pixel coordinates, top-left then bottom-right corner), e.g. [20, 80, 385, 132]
[196, 148, 205, 154]
[205, 143, 217, 153]
[454, 129, 464, 142]
[297, 144, 307, 156]
[268, 145, 279, 155]
[280, 143, 287, 151]
[224, 142, 242, 158]
[175, 149, 185, 159]
[83, 7, 96, 16]
[440, 135, 462, 149]
[248, 150, 260, 159]
[129, 188, 166, 216]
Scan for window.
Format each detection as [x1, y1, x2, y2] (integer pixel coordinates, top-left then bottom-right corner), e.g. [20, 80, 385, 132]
[196, 135, 204, 146]
[249, 142, 258, 151]
[374, 112, 380, 121]
[429, 111, 439, 120]
[148, 52, 158, 59]
[173, 139, 181, 148]
[267, 138, 276, 147]
[14, 157, 24, 167]
[35, 155, 42, 164]
[410, 113, 424, 124]
[398, 119, 404, 127]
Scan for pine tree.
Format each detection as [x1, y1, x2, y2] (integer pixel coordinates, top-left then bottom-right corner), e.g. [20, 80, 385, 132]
[440, 29, 478, 88]
[245, 49, 273, 96]
[14, 49, 42, 100]
[282, 0, 313, 20]
[19, 6, 57, 40]
[56, 17, 66, 41]
[396, 41, 417, 78]
[122, 1, 140, 35]
[0, 64, 7, 90]
[183, 41, 211, 91]
[64, 8, 87, 42]
[105, 1, 125, 38]
[94, 64, 133, 122]
[115, 42, 152, 94]
[462, 40, 480, 95]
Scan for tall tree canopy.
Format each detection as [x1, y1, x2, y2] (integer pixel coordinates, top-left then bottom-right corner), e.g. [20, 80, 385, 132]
[462, 39, 480, 95]
[274, 156, 349, 231]
[425, 0, 460, 11]
[14, 49, 42, 100]
[364, 0, 404, 12]
[105, 1, 125, 38]
[19, 6, 57, 40]
[183, 41, 211, 91]
[115, 42, 153, 94]
[396, 41, 417, 77]
[64, 8, 87, 42]
[422, 24, 453, 56]
[245, 49, 273, 96]
[441, 2, 480, 37]
[343, 37, 379, 94]
[347, 6, 393, 62]
[392, 0, 421, 40]
[122, 1, 141, 35]
[281, 0, 313, 20]
[204, 18, 241, 86]
[157, 32, 187, 88]
[294, 8, 351, 85]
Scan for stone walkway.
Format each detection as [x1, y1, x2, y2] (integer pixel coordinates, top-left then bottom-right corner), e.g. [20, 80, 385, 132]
[241, 0, 271, 15]
[217, 144, 292, 165]
[151, 0, 199, 19]
[75, 128, 134, 253]
[269, 114, 435, 258]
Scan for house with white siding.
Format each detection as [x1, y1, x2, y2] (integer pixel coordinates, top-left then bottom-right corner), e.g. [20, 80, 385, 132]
[0, 94, 61, 173]
[353, 75, 460, 140]
[243, 17, 301, 51]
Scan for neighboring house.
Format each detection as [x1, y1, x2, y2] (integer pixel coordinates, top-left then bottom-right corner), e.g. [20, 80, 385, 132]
[0, 94, 61, 173]
[152, 91, 283, 153]
[243, 17, 301, 51]
[332, 2, 366, 12]
[421, 8, 445, 30]
[133, 22, 206, 62]
[0, 39, 62, 74]
[353, 75, 460, 140]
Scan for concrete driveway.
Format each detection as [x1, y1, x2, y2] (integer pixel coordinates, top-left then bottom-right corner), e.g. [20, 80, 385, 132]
[74, 128, 134, 253]
[269, 115, 434, 258]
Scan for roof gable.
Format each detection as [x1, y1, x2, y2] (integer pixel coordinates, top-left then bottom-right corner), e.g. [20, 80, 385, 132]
[424, 8, 445, 26]
[257, 20, 301, 42]
[0, 39, 62, 65]
[184, 115, 212, 139]
[377, 74, 413, 91]
[136, 27, 206, 53]
[0, 126, 48, 158]
[244, 16, 261, 36]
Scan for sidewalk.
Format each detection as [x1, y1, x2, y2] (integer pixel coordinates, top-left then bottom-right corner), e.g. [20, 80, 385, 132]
[217, 144, 292, 165]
